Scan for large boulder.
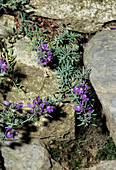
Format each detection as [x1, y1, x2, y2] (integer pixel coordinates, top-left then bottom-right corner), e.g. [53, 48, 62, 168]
[83, 30, 116, 144]
[25, 0, 116, 33]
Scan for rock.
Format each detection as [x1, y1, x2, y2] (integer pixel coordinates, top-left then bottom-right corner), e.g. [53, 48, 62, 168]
[0, 14, 15, 38]
[1, 137, 64, 170]
[25, 0, 116, 33]
[80, 160, 116, 170]
[3, 36, 75, 145]
[83, 30, 116, 144]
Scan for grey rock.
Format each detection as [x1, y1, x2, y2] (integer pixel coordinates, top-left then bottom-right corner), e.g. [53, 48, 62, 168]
[0, 25, 10, 38]
[1, 138, 51, 170]
[0, 14, 15, 38]
[80, 160, 116, 170]
[25, 0, 116, 33]
[83, 30, 116, 144]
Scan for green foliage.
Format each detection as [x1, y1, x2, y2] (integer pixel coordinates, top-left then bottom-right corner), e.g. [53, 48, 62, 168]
[0, 0, 27, 12]
[96, 137, 116, 160]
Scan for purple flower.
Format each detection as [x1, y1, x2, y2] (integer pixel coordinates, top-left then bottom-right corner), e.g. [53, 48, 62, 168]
[39, 43, 49, 51]
[85, 84, 90, 90]
[46, 50, 52, 56]
[28, 110, 34, 114]
[28, 99, 36, 109]
[4, 100, 10, 106]
[0, 58, 5, 64]
[15, 131, 19, 136]
[1, 64, 9, 71]
[0, 58, 9, 71]
[45, 56, 52, 63]
[4, 127, 13, 138]
[74, 102, 82, 112]
[38, 104, 44, 116]
[44, 101, 49, 106]
[35, 96, 42, 105]
[77, 83, 85, 94]
[87, 106, 93, 113]
[38, 58, 47, 66]
[73, 87, 79, 93]
[46, 106, 54, 113]
[38, 108, 43, 116]
[110, 28, 116, 30]
[40, 103, 44, 109]
[82, 94, 89, 102]
[15, 103, 23, 110]
[4, 127, 19, 138]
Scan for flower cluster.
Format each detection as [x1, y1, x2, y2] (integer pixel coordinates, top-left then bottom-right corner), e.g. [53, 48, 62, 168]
[37, 43, 52, 66]
[0, 97, 54, 141]
[4, 100, 23, 111]
[4, 126, 19, 139]
[28, 96, 54, 118]
[0, 58, 9, 71]
[73, 80, 94, 126]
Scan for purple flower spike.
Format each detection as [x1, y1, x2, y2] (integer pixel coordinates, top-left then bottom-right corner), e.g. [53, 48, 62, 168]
[1, 64, 9, 71]
[77, 85, 84, 94]
[45, 56, 52, 63]
[4, 127, 13, 138]
[28, 99, 36, 109]
[28, 110, 34, 114]
[82, 94, 89, 102]
[46, 106, 54, 113]
[43, 101, 49, 106]
[39, 43, 49, 51]
[4, 127, 19, 139]
[35, 96, 42, 105]
[38, 58, 47, 66]
[38, 107, 43, 116]
[0, 58, 5, 64]
[5, 126, 11, 132]
[74, 102, 82, 112]
[46, 50, 52, 56]
[16, 103, 23, 110]
[87, 106, 93, 113]
[73, 87, 78, 93]
[15, 131, 19, 136]
[5, 131, 13, 138]
[4, 100, 10, 106]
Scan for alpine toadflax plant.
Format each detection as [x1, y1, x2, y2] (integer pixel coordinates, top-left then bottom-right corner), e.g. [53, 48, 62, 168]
[0, 96, 54, 141]
[37, 43, 52, 66]
[73, 80, 96, 126]
[28, 96, 54, 118]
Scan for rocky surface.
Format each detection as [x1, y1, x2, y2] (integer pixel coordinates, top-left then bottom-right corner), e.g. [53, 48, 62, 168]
[83, 30, 116, 144]
[1, 137, 64, 170]
[80, 160, 116, 170]
[0, 14, 15, 38]
[25, 0, 116, 33]
[0, 36, 75, 145]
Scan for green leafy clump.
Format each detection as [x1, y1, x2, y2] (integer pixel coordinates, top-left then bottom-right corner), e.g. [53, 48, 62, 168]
[0, 0, 27, 12]
[96, 137, 116, 160]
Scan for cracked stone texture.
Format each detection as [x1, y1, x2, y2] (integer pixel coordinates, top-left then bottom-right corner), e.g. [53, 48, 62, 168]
[25, 0, 116, 33]
[83, 30, 116, 144]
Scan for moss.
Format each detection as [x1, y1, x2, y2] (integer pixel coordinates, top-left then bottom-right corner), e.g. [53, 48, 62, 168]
[96, 137, 116, 160]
